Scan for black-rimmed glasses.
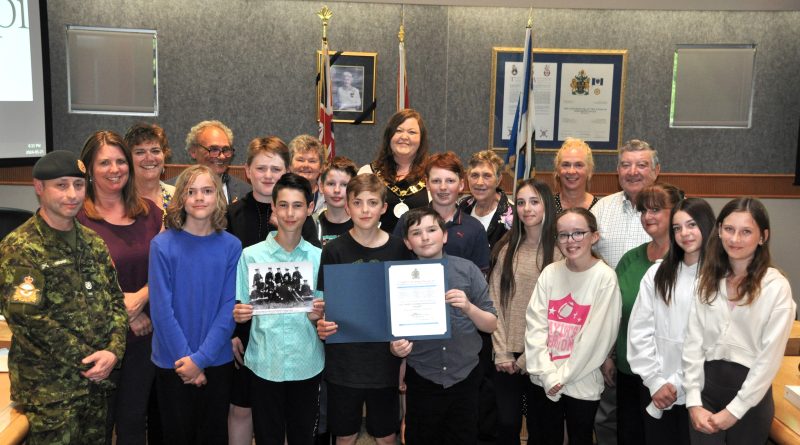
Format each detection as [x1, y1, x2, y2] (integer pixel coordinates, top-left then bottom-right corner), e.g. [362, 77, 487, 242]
[557, 230, 590, 243]
[197, 143, 235, 157]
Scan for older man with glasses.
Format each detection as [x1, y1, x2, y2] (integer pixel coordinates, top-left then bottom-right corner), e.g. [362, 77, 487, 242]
[175, 120, 250, 204]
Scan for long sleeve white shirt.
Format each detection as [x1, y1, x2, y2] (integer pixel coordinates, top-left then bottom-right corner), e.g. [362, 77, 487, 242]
[525, 260, 621, 401]
[682, 267, 796, 419]
[627, 260, 697, 416]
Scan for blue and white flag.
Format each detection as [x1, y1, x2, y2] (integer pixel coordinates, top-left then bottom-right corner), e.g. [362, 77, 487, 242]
[506, 24, 536, 191]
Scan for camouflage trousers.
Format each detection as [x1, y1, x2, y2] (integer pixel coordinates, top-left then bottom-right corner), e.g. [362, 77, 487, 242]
[23, 386, 107, 445]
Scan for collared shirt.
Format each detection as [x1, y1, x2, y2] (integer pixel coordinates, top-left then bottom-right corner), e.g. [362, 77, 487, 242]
[406, 254, 497, 388]
[590, 191, 651, 269]
[237, 232, 324, 382]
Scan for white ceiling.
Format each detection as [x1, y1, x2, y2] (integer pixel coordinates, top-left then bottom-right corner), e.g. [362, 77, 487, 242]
[338, 0, 800, 11]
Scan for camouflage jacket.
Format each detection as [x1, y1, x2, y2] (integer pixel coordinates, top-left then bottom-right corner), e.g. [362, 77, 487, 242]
[0, 212, 128, 406]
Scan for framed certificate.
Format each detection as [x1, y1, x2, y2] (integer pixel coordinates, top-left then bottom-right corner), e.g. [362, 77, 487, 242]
[489, 48, 628, 154]
[322, 259, 451, 344]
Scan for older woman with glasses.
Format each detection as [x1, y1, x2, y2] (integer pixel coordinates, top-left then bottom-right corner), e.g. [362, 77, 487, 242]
[614, 183, 683, 445]
[553, 138, 598, 213]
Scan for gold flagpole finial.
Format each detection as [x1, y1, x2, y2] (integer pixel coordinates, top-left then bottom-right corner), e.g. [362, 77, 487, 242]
[399, 6, 406, 43]
[526, 7, 533, 28]
[317, 5, 333, 43]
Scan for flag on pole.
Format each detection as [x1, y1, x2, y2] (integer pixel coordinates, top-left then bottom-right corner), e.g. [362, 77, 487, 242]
[506, 16, 536, 193]
[319, 41, 335, 162]
[397, 22, 409, 111]
[317, 6, 335, 162]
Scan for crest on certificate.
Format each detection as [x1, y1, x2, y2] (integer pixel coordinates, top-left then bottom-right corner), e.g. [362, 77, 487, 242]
[570, 69, 590, 95]
[248, 261, 315, 315]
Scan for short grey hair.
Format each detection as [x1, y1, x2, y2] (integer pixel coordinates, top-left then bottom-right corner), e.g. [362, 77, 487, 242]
[618, 139, 659, 168]
[288, 134, 325, 164]
[184, 120, 234, 153]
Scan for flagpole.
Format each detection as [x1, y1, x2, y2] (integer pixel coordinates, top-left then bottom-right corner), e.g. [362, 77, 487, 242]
[397, 7, 408, 111]
[317, 5, 335, 162]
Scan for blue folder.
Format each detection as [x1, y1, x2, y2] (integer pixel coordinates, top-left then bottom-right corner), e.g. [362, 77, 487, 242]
[323, 259, 451, 344]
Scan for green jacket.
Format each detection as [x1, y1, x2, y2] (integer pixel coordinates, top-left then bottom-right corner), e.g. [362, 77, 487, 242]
[0, 212, 128, 406]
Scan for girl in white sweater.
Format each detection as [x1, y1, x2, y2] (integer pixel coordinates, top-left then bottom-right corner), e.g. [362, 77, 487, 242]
[627, 198, 716, 445]
[682, 197, 795, 444]
[525, 208, 621, 445]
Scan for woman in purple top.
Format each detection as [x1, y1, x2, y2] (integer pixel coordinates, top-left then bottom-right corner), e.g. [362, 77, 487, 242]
[77, 130, 162, 445]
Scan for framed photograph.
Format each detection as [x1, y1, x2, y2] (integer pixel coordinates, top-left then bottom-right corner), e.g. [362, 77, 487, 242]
[489, 48, 627, 154]
[247, 261, 315, 314]
[317, 51, 377, 124]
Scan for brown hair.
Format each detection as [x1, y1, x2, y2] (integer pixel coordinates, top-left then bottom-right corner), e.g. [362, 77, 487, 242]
[80, 130, 150, 220]
[373, 109, 429, 183]
[697, 197, 772, 305]
[246, 136, 289, 167]
[403, 207, 446, 238]
[165, 165, 228, 232]
[321, 156, 358, 182]
[635, 183, 683, 213]
[489, 179, 557, 313]
[424, 151, 464, 178]
[346, 173, 387, 203]
[124, 122, 172, 161]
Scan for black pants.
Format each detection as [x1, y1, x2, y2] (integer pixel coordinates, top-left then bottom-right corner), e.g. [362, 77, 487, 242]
[155, 362, 232, 445]
[250, 372, 322, 445]
[643, 402, 690, 445]
[106, 338, 156, 445]
[616, 371, 647, 445]
[689, 360, 774, 445]
[529, 384, 599, 445]
[477, 331, 498, 441]
[493, 367, 538, 445]
[404, 364, 481, 445]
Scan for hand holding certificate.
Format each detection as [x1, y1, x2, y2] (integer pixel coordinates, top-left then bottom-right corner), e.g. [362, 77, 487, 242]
[322, 259, 451, 343]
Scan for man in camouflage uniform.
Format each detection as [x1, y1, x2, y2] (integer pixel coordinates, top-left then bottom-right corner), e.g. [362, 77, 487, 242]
[0, 150, 128, 444]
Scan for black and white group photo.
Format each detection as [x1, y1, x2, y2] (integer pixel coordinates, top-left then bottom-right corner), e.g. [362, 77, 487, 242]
[248, 261, 315, 314]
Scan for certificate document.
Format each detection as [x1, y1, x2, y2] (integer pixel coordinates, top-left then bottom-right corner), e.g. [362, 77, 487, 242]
[557, 63, 615, 141]
[387, 262, 448, 338]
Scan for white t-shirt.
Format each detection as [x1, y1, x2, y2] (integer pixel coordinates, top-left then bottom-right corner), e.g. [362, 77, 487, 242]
[470, 206, 497, 232]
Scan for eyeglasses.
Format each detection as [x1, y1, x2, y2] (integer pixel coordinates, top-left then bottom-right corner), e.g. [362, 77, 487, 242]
[197, 143, 235, 157]
[556, 230, 590, 243]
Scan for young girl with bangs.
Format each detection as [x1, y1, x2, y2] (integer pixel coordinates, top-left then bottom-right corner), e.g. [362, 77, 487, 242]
[525, 208, 621, 445]
[627, 198, 716, 445]
[682, 197, 795, 445]
[489, 179, 560, 444]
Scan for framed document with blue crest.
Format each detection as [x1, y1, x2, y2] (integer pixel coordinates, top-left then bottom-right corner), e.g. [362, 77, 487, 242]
[489, 48, 627, 153]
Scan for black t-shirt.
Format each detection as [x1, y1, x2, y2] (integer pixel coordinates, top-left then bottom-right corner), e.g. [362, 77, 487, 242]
[319, 231, 412, 388]
[227, 192, 320, 249]
[318, 211, 354, 247]
[380, 179, 429, 234]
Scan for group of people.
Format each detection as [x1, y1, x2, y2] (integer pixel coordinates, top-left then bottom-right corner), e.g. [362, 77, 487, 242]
[0, 109, 795, 445]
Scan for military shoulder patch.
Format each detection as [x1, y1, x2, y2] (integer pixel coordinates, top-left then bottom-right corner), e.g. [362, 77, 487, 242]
[9, 269, 43, 305]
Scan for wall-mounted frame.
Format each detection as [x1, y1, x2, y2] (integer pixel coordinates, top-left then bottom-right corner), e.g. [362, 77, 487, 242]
[66, 26, 158, 116]
[317, 50, 377, 124]
[669, 44, 756, 128]
[489, 48, 627, 154]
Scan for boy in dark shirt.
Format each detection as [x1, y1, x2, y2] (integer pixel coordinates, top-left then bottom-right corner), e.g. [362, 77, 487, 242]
[316, 173, 412, 445]
[391, 207, 497, 445]
[314, 156, 358, 246]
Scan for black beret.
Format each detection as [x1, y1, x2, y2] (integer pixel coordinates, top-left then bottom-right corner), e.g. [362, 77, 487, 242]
[32, 150, 86, 180]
